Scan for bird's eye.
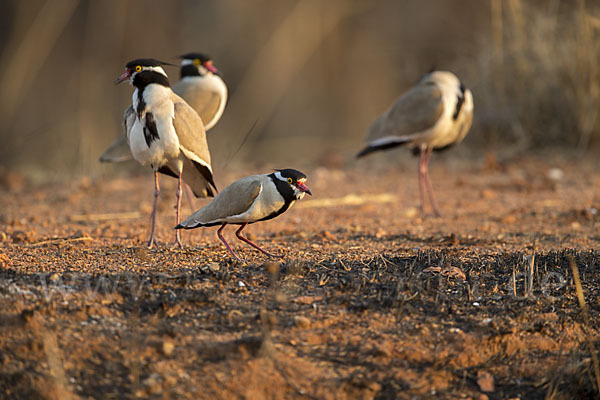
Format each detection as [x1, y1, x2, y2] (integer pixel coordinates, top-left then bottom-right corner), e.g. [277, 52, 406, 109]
[287, 177, 293, 184]
[193, 59, 201, 66]
[135, 65, 142, 72]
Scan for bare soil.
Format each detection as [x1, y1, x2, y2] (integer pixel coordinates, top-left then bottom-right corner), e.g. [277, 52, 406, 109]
[1, 154, 599, 399]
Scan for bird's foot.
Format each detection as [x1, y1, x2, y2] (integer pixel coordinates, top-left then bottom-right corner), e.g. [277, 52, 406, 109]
[173, 232, 184, 249]
[147, 236, 158, 249]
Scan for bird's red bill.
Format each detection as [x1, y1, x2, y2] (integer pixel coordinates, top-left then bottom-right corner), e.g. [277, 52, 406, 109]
[297, 182, 312, 195]
[114, 70, 130, 85]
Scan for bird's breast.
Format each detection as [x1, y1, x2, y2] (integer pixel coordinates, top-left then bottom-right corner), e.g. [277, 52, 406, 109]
[127, 87, 180, 168]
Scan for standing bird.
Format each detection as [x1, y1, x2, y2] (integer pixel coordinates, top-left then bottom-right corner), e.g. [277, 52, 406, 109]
[114, 58, 217, 248]
[101, 53, 227, 163]
[176, 169, 311, 260]
[356, 71, 473, 216]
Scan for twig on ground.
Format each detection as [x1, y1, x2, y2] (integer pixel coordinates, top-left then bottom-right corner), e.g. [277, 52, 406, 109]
[30, 236, 93, 247]
[569, 257, 600, 394]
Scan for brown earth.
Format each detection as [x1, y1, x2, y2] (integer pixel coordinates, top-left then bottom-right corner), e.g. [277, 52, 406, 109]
[0, 154, 599, 399]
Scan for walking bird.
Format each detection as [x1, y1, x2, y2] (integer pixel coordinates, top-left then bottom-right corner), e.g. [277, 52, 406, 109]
[176, 169, 311, 260]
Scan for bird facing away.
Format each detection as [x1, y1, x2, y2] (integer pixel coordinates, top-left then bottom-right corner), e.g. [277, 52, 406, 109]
[176, 169, 311, 260]
[115, 58, 217, 248]
[100, 53, 227, 163]
[356, 70, 473, 216]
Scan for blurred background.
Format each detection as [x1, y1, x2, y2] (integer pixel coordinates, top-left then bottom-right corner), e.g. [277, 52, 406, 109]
[0, 0, 599, 182]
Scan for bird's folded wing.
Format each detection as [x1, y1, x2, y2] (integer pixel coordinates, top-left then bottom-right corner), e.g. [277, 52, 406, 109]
[172, 82, 222, 130]
[172, 99, 212, 170]
[99, 106, 135, 162]
[366, 84, 444, 143]
[181, 178, 262, 226]
[99, 134, 132, 162]
[453, 89, 474, 144]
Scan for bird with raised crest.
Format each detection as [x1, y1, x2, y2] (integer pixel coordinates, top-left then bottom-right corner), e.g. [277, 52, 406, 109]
[175, 169, 311, 260]
[356, 70, 473, 216]
[114, 58, 217, 248]
[101, 53, 227, 163]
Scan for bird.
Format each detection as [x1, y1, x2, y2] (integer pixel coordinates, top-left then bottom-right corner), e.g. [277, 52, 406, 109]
[356, 70, 473, 216]
[100, 52, 227, 163]
[175, 169, 311, 260]
[114, 58, 217, 248]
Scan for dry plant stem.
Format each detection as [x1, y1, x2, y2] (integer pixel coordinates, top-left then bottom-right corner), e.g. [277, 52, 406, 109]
[174, 172, 183, 248]
[147, 171, 160, 249]
[43, 329, 76, 399]
[69, 212, 143, 222]
[30, 236, 93, 247]
[569, 257, 600, 394]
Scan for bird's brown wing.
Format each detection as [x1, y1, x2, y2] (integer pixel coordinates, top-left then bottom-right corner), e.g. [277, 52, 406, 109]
[178, 177, 262, 227]
[172, 81, 222, 129]
[171, 95, 217, 196]
[366, 83, 444, 143]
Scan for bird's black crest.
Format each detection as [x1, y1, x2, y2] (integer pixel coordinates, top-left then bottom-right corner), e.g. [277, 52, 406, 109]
[179, 53, 212, 63]
[274, 168, 307, 181]
[126, 58, 173, 68]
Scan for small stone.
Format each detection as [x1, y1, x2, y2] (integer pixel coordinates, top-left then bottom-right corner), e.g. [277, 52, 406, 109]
[207, 263, 220, 272]
[294, 315, 311, 328]
[162, 340, 175, 356]
[481, 189, 495, 199]
[49, 273, 60, 282]
[500, 215, 516, 224]
[547, 168, 564, 181]
[571, 221, 581, 229]
[477, 371, 494, 392]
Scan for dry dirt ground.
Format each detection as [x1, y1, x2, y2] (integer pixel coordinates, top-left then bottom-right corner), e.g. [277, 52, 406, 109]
[0, 154, 599, 399]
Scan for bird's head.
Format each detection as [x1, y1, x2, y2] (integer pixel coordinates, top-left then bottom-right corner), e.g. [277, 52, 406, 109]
[179, 53, 221, 77]
[114, 58, 172, 87]
[274, 169, 312, 199]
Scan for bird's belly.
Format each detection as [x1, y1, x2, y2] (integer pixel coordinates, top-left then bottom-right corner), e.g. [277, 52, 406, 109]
[129, 118, 180, 168]
[421, 115, 457, 149]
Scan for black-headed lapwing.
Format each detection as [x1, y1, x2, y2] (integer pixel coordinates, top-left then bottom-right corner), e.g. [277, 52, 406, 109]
[176, 169, 311, 260]
[115, 58, 217, 248]
[357, 71, 473, 216]
[101, 53, 227, 163]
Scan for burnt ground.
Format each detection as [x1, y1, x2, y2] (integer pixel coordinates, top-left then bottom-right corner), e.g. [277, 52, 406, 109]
[0, 154, 599, 399]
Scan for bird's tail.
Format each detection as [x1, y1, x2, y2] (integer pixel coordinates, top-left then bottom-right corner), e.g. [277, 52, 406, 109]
[356, 140, 410, 158]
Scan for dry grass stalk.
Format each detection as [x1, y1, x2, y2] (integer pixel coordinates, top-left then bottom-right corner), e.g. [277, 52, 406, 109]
[43, 330, 76, 400]
[296, 193, 396, 209]
[569, 257, 600, 394]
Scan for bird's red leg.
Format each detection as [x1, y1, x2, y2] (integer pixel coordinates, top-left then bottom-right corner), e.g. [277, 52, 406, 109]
[235, 223, 283, 258]
[217, 223, 241, 261]
[147, 171, 160, 248]
[174, 171, 184, 248]
[418, 147, 428, 216]
[422, 147, 441, 217]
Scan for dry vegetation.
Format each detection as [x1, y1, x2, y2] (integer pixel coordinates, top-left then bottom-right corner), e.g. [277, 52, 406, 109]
[1, 155, 599, 399]
[1, 1, 600, 178]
